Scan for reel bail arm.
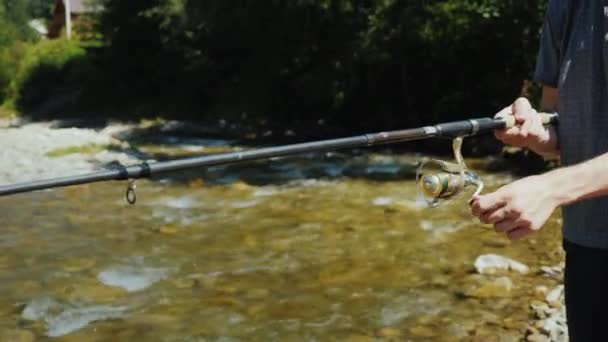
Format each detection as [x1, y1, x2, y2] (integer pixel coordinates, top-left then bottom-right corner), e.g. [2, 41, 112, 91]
[416, 134, 483, 207]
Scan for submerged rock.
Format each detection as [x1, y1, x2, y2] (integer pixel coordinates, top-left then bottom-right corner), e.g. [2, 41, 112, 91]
[98, 265, 172, 292]
[21, 298, 127, 337]
[474, 254, 529, 275]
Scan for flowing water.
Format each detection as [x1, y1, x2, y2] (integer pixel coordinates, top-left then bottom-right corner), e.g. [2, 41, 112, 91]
[0, 137, 563, 341]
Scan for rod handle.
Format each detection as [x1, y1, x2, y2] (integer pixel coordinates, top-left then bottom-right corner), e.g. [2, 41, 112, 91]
[501, 112, 558, 129]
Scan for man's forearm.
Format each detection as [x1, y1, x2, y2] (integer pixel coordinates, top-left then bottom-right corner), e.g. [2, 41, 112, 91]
[545, 152, 608, 206]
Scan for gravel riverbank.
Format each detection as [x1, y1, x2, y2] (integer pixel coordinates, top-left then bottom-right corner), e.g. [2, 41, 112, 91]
[0, 121, 140, 185]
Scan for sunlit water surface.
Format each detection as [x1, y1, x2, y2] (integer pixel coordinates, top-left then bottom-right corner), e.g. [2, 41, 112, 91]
[0, 142, 563, 341]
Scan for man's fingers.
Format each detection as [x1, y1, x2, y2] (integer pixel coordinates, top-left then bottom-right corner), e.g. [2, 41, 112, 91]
[507, 227, 534, 240]
[512, 98, 533, 122]
[481, 207, 509, 224]
[474, 193, 506, 214]
[494, 219, 519, 233]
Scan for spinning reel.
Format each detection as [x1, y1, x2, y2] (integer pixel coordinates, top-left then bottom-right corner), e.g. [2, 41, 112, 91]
[416, 136, 483, 207]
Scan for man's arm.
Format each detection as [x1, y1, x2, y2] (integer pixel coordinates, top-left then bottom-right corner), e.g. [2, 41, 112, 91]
[546, 153, 608, 206]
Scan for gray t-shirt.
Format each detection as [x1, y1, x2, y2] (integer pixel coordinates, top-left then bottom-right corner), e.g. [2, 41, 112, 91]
[535, 0, 608, 249]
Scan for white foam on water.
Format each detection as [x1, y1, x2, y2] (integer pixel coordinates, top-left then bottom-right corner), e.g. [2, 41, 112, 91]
[22, 297, 61, 321]
[420, 220, 434, 231]
[98, 265, 173, 292]
[163, 196, 199, 209]
[253, 187, 279, 197]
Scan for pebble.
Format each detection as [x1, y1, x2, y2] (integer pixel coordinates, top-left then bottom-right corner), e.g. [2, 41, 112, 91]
[474, 254, 529, 275]
[527, 333, 550, 342]
[545, 285, 564, 309]
[533, 285, 548, 298]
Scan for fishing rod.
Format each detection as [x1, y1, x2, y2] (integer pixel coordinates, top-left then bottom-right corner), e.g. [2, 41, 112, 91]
[0, 113, 557, 205]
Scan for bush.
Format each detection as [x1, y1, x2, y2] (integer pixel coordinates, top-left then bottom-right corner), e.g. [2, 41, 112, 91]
[0, 39, 86, 112]
[91, 0, 547, 130]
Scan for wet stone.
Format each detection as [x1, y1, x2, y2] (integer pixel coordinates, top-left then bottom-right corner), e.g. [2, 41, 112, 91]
[474, 254, 529, 275]
[527, 333, 550, 342]
[533, 286, 548, 298]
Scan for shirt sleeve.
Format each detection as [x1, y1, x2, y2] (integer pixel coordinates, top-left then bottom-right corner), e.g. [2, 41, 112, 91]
[534, 0, 564, 87]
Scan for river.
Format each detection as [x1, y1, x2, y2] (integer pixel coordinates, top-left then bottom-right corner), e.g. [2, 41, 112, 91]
[0, 124, 564, 341]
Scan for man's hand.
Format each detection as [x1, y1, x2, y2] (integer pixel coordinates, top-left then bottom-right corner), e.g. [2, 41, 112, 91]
[470, 175, 558, 240]
[494, 97, 557, 155]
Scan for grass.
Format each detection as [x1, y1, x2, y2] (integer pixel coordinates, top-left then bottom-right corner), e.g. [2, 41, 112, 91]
[45, 144, 108, 157]
[0, 105, 16, 119]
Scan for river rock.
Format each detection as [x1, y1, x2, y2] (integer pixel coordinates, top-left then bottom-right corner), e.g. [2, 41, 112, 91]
[540, 265, 563, 278]
[545, 285, 564, 309]
[474, 254, 529, 275]
[533, 285, 549, 298]
[527, 333, 550, 342]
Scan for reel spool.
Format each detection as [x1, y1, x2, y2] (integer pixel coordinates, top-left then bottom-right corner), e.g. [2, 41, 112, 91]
[416, 137, 483, 207]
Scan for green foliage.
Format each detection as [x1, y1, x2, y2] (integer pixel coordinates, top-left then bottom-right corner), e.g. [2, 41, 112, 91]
[0, 0, 37, 48]
[2, 0, 549, 136]
[89, 0, 547, 129]
[46, 143, 108, 157]
[1, 39, 86, 111]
